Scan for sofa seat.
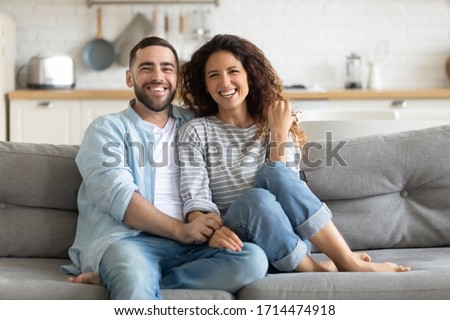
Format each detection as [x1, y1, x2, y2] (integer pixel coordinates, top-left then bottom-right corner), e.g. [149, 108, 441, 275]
[0, 257, 234, 300]
[238, 247, 450, 300]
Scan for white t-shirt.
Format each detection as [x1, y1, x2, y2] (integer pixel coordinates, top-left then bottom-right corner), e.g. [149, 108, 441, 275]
[150, 117, 184, 221]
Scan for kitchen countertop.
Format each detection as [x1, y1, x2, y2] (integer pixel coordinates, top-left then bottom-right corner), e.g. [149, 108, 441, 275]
[8, 88, 450, 100]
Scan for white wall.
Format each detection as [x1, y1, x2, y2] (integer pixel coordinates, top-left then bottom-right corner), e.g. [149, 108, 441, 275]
[1, 0, 450, 90]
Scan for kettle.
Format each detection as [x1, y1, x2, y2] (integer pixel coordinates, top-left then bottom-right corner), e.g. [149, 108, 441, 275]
[345, 52, 362, 89]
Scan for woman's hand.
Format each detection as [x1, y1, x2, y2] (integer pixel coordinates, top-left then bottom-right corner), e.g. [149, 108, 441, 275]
[268, 100, 294, 162]
[208, 226, 243, 252]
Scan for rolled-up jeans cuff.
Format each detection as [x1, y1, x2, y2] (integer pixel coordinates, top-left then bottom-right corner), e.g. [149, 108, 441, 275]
[295, 203, 333, 240]
[271, 239, 308, 272]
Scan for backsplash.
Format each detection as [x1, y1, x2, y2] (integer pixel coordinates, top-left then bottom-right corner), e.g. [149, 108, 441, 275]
[1, 0, 450, 90]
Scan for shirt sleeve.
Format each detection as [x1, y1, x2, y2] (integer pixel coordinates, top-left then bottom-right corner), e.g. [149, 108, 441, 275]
[178, 120, 220, 219]
[76, 117, 138, 222]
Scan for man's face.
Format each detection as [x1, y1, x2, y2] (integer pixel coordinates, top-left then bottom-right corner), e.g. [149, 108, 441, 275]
[126, 45, 177, 113]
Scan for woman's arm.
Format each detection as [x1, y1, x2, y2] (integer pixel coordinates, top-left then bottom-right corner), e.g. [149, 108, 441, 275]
[267, 100, 295, 162]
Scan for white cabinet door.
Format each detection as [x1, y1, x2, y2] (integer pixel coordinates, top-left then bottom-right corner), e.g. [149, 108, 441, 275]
[0, 13, 16, 141]
[9, 99, 81, 144]
[80, 99, 128, 133]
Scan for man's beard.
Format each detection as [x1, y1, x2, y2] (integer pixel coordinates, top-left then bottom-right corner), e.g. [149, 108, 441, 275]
[134, 84, 176, 113]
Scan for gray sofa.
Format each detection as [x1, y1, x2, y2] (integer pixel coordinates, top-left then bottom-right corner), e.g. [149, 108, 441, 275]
[1, 124, 450, 300]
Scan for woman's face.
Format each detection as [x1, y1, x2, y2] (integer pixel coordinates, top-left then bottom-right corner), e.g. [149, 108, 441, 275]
[204, 50, 249, 113]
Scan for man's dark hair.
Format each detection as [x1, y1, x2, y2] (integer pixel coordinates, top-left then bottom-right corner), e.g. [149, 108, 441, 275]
[129, 36, 179, 69]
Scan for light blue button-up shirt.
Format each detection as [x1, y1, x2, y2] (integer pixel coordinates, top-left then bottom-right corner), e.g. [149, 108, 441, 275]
[60, 101, 194, 275]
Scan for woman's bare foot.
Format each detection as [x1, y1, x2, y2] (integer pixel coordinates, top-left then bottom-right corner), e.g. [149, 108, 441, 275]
[67, 272, 102, 285]
[320, 251, 372, 272]
[294, 255, 332, 272]
[337, 257, 411, 272]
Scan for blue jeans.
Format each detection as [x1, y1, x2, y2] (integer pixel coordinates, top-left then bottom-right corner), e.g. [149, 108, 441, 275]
[98, 234, 268, 299]
[223, 162, 332, 272]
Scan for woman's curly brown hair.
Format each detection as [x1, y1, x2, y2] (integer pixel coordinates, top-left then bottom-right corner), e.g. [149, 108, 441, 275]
[180, 34, 307, 147]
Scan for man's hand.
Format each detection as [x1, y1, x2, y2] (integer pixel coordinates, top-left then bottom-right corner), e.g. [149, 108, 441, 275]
[180, 212, 223, 244]
[208, 226, 243, 252]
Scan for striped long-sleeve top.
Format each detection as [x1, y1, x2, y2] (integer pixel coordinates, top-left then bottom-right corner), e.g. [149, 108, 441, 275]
[177, 115, 300, 218]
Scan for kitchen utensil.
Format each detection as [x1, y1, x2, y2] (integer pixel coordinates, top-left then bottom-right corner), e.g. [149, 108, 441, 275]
[27, 53, 75, 89]
[82, 7, 115, 71]
[114, 13, 154, 67]
[192, 9, 210, 40]
[367, 62, 382, 90]
[367, 41, 389, 90]
[345, 52, 363, 89]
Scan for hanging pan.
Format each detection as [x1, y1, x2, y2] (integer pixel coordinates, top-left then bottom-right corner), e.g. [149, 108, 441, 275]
[82, 7, 115, 71]
[114, 13, 154, 67]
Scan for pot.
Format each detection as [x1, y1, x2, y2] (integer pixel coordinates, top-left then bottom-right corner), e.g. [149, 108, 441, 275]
[82, 7, 115, 71]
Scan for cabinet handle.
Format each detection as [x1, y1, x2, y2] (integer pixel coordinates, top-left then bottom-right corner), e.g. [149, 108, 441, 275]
[37, 101, 54, 109]
[391, 100, 407, 108]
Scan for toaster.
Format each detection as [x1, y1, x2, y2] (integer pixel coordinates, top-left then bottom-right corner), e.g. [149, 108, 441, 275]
[27, 53, 75, 89]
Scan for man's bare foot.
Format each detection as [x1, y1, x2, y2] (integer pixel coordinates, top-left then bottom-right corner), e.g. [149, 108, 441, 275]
[67, 272, 102, 285]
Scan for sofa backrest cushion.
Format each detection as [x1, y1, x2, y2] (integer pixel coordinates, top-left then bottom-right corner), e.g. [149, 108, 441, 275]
[303, 124, 450, 251]
[0, 142, 80, 258]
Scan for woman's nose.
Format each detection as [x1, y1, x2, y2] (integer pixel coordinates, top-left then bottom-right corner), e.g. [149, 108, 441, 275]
[219, 74, 230, 86]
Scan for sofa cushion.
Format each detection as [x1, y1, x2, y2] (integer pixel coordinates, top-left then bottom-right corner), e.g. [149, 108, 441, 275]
[0, 142, 80, 258]
[0, 142, 80, 209]
[237, 247, 450, 299]
[0, 257, 234, 300]
[302, 124, 450, 251]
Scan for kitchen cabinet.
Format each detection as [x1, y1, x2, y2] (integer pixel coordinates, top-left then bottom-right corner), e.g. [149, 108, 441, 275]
[0, 12, 16, 141]
[288, 90, 450, 118]
[9, 99, 82, 144]
[287, 90, 450, 140]
[8, 94, 130, 144]
[81, 99, 127, 133]
[8, 88, 450, 143]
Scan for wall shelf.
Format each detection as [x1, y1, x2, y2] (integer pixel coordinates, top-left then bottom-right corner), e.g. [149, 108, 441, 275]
[87, 0, 219, 7]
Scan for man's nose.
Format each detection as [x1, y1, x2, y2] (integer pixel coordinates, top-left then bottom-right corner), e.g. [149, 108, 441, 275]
[151, 68, 164, 82]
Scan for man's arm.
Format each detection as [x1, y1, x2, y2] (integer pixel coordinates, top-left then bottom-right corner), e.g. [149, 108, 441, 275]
[123, 192, 222, 244]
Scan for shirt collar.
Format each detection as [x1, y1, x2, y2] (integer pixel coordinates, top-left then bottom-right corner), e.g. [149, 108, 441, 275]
[126, 98, 192, 127]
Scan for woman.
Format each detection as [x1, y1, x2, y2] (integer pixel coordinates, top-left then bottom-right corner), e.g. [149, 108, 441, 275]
[178, 34, 410, 273]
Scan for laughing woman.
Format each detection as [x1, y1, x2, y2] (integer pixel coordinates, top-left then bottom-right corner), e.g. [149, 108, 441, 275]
[178, 34, 411, 273]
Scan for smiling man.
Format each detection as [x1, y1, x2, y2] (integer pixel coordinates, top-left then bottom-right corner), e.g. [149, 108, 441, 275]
[59, 37, 268, 300]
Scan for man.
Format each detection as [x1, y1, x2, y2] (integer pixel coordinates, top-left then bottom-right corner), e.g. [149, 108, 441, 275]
[60, 37, 268, 299]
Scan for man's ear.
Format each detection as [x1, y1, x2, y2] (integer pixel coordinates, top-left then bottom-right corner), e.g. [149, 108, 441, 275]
[126, 70, 133, 88]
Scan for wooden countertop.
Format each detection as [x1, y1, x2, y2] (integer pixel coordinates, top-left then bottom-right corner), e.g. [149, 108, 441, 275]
[8, 89, 135, 100]
[8, 88, 450, 100]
